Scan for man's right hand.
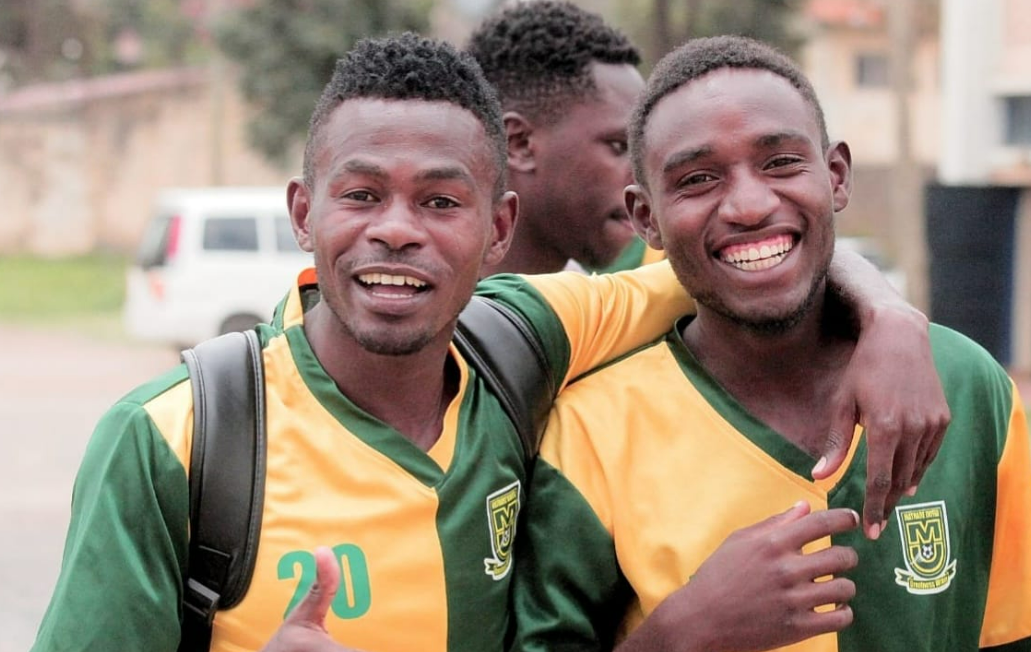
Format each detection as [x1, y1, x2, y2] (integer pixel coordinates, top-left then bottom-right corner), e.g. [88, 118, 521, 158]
[259, 546, 364, 652]
[617, 502, 860, 652]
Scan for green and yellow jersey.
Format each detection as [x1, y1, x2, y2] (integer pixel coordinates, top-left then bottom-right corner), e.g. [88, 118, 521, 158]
[588, 236, 666, 274]
[513, 321, 1031, 652]
[31, 263, 690, 652]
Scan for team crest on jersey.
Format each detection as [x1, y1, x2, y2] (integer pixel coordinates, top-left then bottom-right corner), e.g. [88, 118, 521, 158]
[483, 480, 521, 581]
[893, 500, 957, 595]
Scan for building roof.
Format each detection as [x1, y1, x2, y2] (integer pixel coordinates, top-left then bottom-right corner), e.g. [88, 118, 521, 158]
[0, 67, 206, 116]
[807, 0, 886, 28]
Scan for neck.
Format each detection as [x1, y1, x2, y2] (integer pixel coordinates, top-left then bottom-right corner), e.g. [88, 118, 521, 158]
[682, 290, 855, 456]
[482, 216, 566, 276]
[304, 304, 457, 451]
[482, 174, 568, 277]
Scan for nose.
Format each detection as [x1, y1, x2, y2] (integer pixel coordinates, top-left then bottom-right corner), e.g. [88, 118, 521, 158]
[717, 168, 779, 226]
[365, 200, 427, 251]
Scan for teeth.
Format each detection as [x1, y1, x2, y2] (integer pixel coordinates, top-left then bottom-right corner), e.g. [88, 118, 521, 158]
[732, 255, 785, 271]
[358, 273, 427, 288]
[721, 238, 793, 269]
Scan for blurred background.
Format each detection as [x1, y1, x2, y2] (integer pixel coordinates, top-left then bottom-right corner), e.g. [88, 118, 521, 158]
[1, 0, 1029, 649]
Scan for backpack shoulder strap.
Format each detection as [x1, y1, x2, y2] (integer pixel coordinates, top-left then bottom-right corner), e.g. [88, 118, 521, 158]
[178, 329, 266, 652]
[454, 295, 556, 461]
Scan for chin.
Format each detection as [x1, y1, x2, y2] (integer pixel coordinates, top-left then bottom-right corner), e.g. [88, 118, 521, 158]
[351, 326, 437, 357]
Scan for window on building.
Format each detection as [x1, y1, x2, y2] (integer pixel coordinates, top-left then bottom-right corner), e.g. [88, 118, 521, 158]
[1003, 96, 1031, 146]
[855, 53, 889, 88]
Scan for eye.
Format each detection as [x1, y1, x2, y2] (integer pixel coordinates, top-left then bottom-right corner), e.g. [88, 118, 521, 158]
[607, 139, 628, 156]
[425, 196, 460, 209]
[680, 172, 717, 186]
[764, 155, 803, 170]
[342, 189, 376, 202]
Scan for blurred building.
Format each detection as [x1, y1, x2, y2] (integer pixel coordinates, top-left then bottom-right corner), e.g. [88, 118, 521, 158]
[800, 0, 940, 254]
[0, 66, 292, 256]
[930, 0, 1031, 373]
[801, 0, 1030, 374]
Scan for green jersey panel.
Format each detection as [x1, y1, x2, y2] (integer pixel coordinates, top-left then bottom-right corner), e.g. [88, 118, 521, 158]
[33, 263, 690, 652]
[31, 369, 191, 652]
[514, 323, 1031, 652]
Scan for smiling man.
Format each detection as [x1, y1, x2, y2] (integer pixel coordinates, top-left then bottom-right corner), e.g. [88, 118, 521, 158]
[29, 33, 696, 652]
[512, 36, 1031, 652]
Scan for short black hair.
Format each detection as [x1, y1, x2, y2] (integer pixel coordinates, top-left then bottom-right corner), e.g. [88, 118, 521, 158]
[629, 35, 828, 186]
[303, 32, 507, 198]
[466, 0, 640, 124]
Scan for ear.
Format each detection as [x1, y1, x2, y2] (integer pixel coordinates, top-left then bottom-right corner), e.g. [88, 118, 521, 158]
[827, 141, 853, 213]
[503, 111, 536, 174]
[484, 190, 519, 266]
[625, 184, 664, 250]
[287, 177, 315, 253]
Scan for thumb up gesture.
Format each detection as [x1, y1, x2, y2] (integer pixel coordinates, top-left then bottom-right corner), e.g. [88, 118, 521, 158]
[259, 546, 365, 652]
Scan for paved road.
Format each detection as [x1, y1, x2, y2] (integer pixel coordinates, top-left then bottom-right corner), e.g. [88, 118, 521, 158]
[0, 324, 177, 652]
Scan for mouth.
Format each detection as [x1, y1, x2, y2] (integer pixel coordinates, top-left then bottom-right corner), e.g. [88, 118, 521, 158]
[355, 272, 430, 298]
[717, 234, 795, 272]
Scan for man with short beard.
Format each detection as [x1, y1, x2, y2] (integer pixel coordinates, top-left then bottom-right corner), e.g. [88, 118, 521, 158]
[512, 35, 1030, 652]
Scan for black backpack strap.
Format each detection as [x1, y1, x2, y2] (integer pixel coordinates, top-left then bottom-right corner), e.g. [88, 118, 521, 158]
[178, 330, 267, 652]
[454, 296, 556, 461]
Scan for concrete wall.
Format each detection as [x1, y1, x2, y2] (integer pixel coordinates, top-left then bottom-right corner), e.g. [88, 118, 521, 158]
[0, 67, 297, 257]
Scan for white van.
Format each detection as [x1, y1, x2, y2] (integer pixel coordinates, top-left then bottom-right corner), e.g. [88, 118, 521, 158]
[123, 186, 311, 347]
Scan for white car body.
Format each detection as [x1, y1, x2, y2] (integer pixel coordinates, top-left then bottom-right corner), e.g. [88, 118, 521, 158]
[123, 186, 311, 347]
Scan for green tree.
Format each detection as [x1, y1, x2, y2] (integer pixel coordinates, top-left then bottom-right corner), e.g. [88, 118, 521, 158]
[623, 0, 805, 69]
[215, 0, 432, 164]
[0, 0, 207, 88]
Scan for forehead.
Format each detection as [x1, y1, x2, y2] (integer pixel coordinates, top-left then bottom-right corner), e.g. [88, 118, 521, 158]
[642, 69, 821, 169]
[315, 98, 498, 186]
[551, 62, 643, 134]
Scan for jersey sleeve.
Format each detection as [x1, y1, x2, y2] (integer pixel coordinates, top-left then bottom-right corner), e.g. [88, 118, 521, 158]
[31, 400, 190, 652]
[510, 403, 630, 651]
[475, 261, 692, 389]
[980, 382, 1031, 650]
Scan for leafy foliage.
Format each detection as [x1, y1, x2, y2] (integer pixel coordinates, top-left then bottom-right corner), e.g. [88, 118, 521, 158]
[622, 0, 805, 70]
[215, 0, 432, 164]
[0, 0, 205, 87]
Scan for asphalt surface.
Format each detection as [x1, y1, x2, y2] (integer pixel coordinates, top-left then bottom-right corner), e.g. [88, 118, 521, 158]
[0, 324, 177, 652]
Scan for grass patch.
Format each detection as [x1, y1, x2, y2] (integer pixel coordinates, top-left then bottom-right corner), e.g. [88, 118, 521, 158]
[0, 254, 127, 334]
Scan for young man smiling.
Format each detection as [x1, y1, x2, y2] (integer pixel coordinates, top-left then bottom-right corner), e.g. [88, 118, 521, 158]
[467, 3, 951, 532]
[512, 36, 1031, 652]
[30, 33, 695, 652]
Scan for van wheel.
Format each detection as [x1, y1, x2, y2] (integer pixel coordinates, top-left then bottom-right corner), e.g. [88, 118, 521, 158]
[220, 313, 263, 335]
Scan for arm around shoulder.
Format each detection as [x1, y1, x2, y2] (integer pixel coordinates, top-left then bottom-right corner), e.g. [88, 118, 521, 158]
[823, 246, 951, 537]
[521, 261, 695, 384]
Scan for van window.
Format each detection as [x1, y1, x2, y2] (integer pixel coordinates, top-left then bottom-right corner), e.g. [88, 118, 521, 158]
[275, 215, 303, 253]
[203, 216, 259, 251]
[137, 214, 176, 269]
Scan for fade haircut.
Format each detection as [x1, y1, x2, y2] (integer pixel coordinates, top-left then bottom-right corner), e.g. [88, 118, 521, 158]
[629, 35, 829, 186]
[303, 32, 507, 199]
[466, 0, 640, 124]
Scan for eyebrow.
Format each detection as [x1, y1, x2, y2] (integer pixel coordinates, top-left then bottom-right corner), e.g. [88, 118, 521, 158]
[340, 159, 387, 178]
[754, 130, 811, 149]
[336, 160, 474, 186]
[662, 146, 713, 176]
[415, 166, 475, 186]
